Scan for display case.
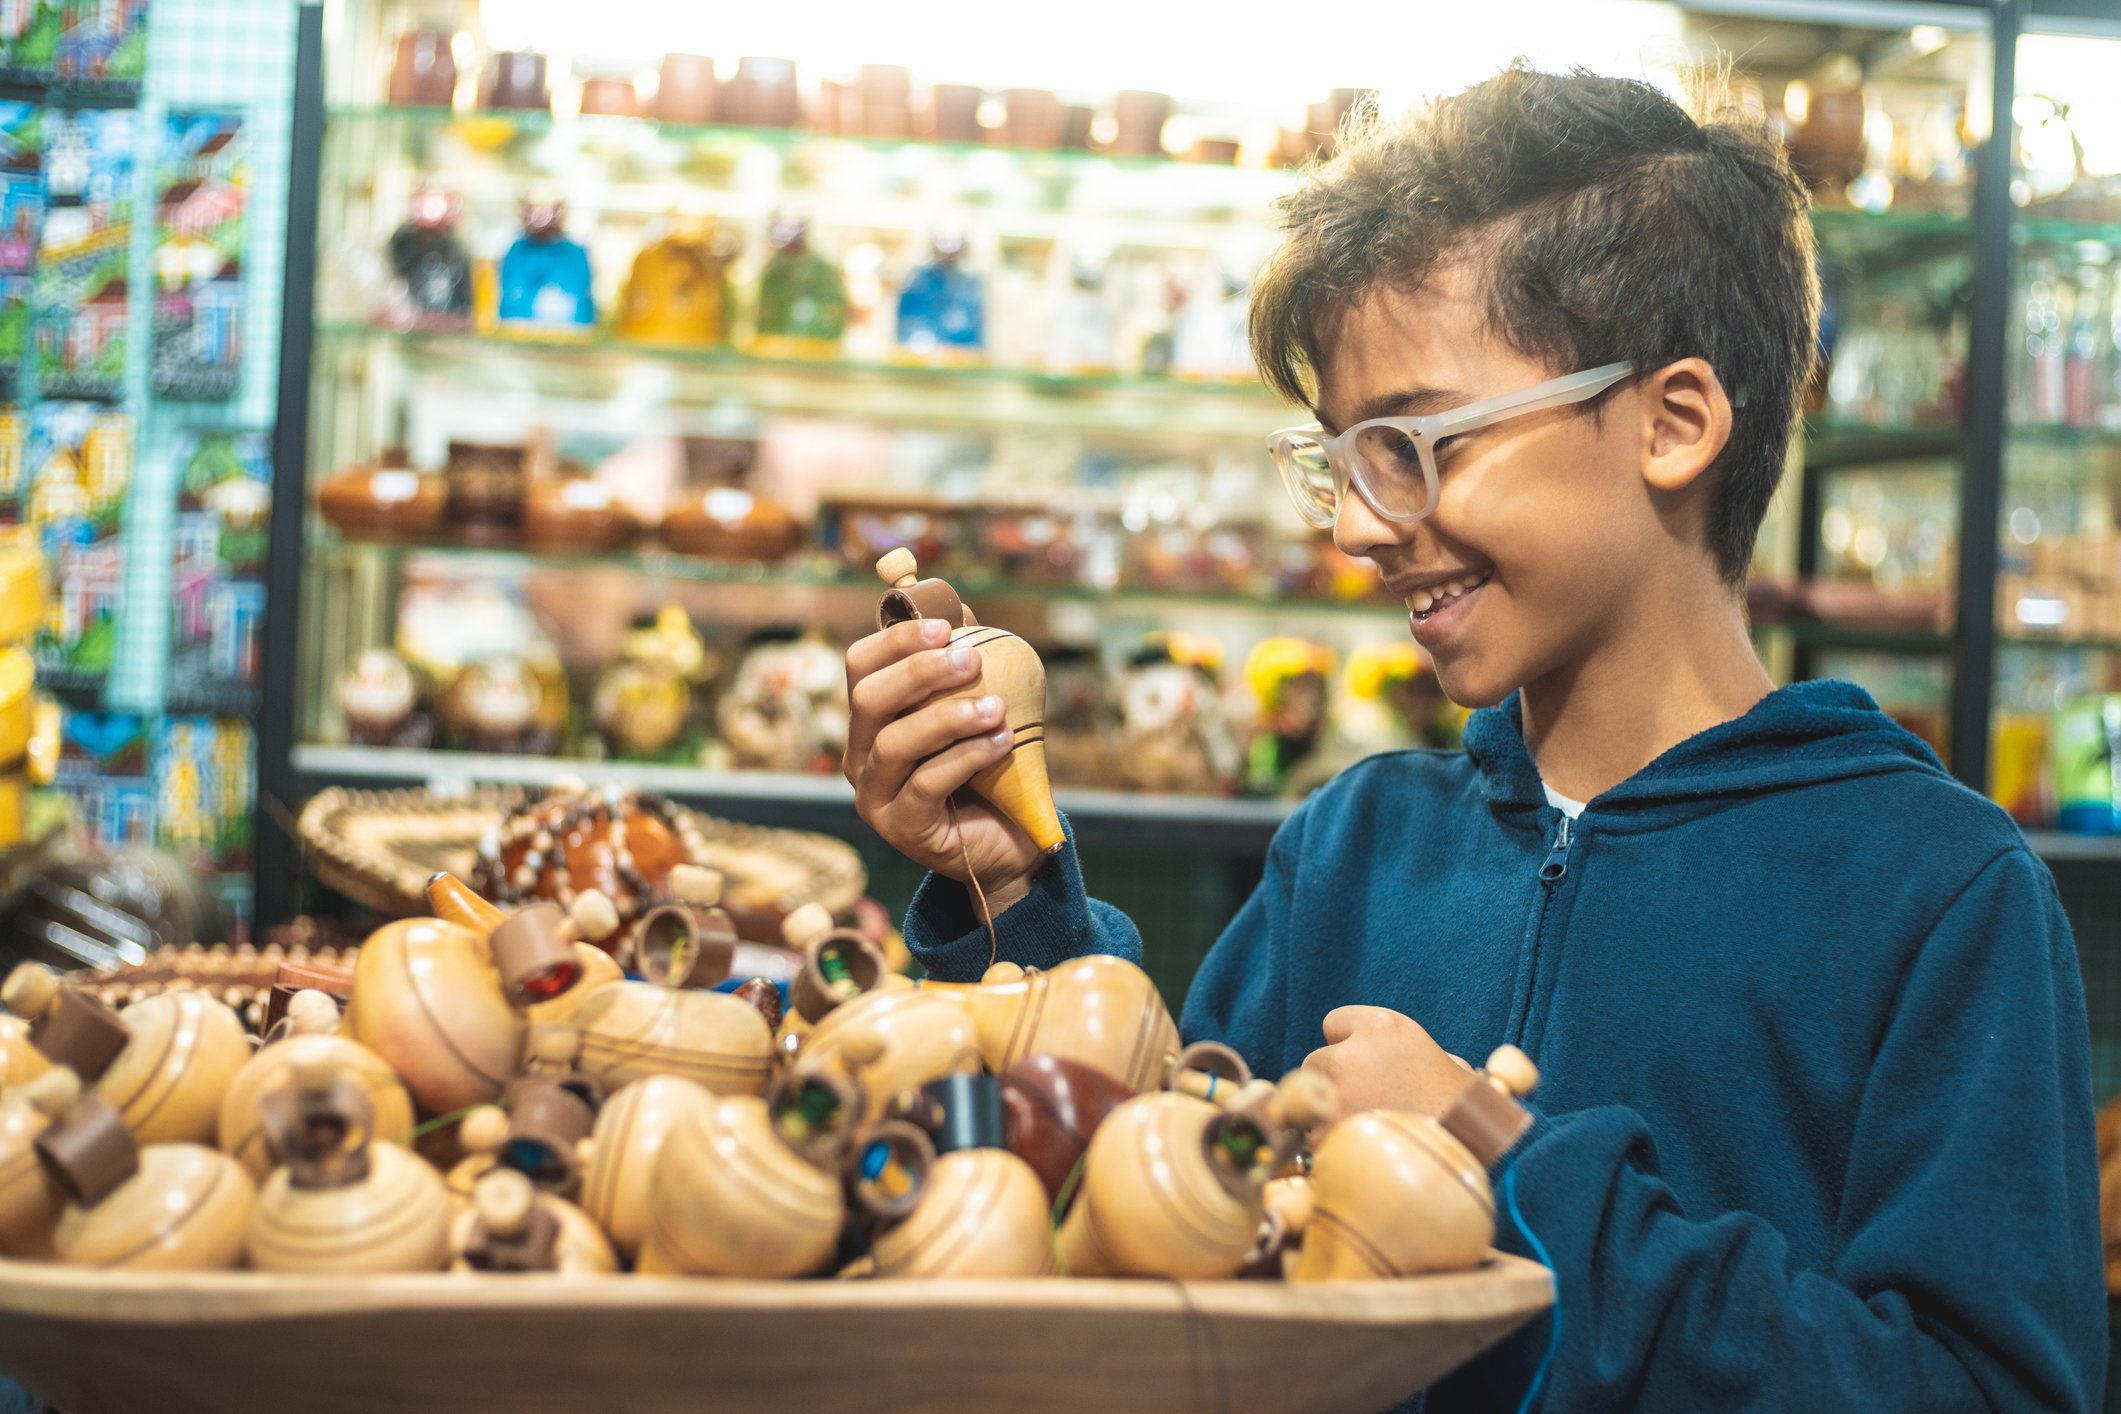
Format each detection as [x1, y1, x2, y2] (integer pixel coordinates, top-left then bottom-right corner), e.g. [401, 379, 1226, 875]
[261, 0, 2112, 934]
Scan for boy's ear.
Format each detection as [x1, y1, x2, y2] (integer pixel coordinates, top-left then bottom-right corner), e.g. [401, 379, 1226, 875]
[1639, 357, 1733, 494]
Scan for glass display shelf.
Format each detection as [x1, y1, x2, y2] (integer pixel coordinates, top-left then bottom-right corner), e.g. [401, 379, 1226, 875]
[287, 742, 1300, 852]
[1999, 632, 2121, 654]
[307, 531, 1412, 623]
[2022, 830, 2121, 862]
[1779, 622, 1955, 655]
[1802, 421, 1961, 471]
[309, 322, 1284, 444]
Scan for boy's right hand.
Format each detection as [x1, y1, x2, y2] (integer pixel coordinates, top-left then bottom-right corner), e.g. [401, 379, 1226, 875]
[844, 619, 1050, 914]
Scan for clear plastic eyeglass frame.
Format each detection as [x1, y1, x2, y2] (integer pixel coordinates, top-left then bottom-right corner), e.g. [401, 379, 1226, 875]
[1265, 361, 1637, 529]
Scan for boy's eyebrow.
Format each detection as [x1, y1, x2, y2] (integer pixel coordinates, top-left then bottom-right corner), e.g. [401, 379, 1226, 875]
[1315, 386, 1469, 436]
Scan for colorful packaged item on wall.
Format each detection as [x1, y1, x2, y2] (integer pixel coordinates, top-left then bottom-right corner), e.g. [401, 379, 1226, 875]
[54, 707, 151, 847]
[2051, 694, 2121, 835]
[0, 103, 42, 379]
[168, 431, 269, 712]
[37, 108, 134, 401]
[753, 216, 847, 352]
[0, 0, 60, 84]
[614, 217, 732, 347]
[896, 234, 983, 356]
[51, 0, 146, 99]
[152, 714, 255, 874]
[22, 402, 127, 679]
[152, 112, 247, 399]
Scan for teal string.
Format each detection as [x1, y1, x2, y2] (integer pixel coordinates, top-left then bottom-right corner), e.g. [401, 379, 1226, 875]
[1502, 1160, 1559, 1414]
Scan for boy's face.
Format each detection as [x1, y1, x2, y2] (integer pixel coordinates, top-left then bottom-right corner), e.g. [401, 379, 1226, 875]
[1315, 263, 1663, 709]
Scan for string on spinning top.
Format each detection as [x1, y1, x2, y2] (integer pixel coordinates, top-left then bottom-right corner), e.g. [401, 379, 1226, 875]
[946, 796, 1001, 973]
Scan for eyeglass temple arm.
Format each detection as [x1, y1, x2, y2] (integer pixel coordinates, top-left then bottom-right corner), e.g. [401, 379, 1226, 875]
[1434, 362, 1635, 439]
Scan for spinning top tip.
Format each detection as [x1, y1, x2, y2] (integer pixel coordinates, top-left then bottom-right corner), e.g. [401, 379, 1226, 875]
[2, 963, 57, 1020]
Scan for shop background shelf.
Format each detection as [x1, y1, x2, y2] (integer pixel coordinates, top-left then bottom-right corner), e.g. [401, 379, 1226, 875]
[1802, 421, 1961, 471]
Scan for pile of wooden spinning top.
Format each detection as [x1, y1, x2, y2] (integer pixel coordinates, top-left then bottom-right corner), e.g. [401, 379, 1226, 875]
[0, 860, 1543, 1286]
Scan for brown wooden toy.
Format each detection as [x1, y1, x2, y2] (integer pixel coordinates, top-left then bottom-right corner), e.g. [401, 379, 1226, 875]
[41, 1089, 254, 1271]
[427, 872, 625, 1029]
[346, 917, 525, 1114]
[218, 991, 415, 1179]
[792, 984, 981, 1116]
[245, 1056, 452, 1274]
[91, 988, 250, 1146]
[451, 1168, 617, 1276]
[496, 1024, 600, 1197]
[998, 1053, 1137, 1205]
[425, 871, 511, 935]
[578, 1073, 714, 1262]
[1055, 1092, 1281, 1279]
[0, 1069, 85, 1257]
[641, 1089, 851, 1278]
[874, 548, 1064, 855]
[473, 784, 719, 935]
[4, 964, 131, 1085]
[1292, 1046, 1539, 1283]
[781, 900, 894, 1023]
[624, 865, 738, 989]
[1240, 1175, 1316, 1279]
[853, 1143, 1056, 1280]
[921, 955, 1180, 1092]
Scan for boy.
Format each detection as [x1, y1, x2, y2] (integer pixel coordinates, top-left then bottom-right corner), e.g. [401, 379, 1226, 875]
[842, 68, 2104, 1410]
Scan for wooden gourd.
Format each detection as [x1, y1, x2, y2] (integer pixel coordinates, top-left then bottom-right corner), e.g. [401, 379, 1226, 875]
[578, 1073, 714, 1262]
[1292, 1046, 1539, 1283]
[217, 1006, 415, 1179]
[860, 1148, 1055, 1279]
[1055, 1092, 1278, 1280]
[921, 955, 1180, 1093]
[450, 1169, 617, 1276]
[52, 1143, 255, 1271]
[244, 1058, 450, 1274]
[0, 1069, 85, 1258]
[874, 549, 1064, 855]
[641, 1093, 845, 1278]
[346, 917, 525, 1113]
[90, 989, 251, 1147]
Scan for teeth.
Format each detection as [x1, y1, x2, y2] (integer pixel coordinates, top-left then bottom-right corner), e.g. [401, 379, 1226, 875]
[1411, 590, 1435, 612]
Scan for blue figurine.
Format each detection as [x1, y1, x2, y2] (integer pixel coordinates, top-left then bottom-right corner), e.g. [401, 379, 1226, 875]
[896, 233, 984, 354]
[499, 201, 596, 328]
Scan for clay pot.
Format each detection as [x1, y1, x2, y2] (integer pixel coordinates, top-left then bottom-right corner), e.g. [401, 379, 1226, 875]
[388, 28, 457, 107]
[579, 1074, 714, 1261]
[643, 1094, 844, 1277]
[929, 83, 984, 143]
[864, 1148, 1054, 1278]
[522, 476, 641, 553]
[53, 1143, 255, 1271]
[653, 54, 717, 124]
[726, 57, 798, 128]
[856, 64, 912, 138]
[999, 1054, 1136, 1204]
[346, 917, 524, 1114]
[95, 991, 250, 1146]
[316, 455, 446, 543]
[248, 1141, 451, 1273]
[483, 51, 550, 113]
[1111, 90, 1171, 157]
[1000, 88, 1063, 149]
[1292, 1111, 1493, 1280]
[577, 77, 639, 118]
[659, 487, 805, 561]
[218, 1033, 415, 1180]
[1055, 1093, 1274, 1279]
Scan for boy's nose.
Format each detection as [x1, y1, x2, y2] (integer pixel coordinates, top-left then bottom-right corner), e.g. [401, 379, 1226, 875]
[1331, 479, 1416, 561]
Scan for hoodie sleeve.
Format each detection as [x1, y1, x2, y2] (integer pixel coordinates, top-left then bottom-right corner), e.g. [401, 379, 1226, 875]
[1179, 798, 1309, 1077]
[901, 814, 1144, 981]
[1434, 846, 2106, 1413]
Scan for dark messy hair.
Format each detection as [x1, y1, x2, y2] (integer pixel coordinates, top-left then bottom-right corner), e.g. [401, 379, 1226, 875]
[1250, 65, 1820, 583]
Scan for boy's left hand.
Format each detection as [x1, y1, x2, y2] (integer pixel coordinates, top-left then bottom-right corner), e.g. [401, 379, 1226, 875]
[1303, 1006, 1474, 1121]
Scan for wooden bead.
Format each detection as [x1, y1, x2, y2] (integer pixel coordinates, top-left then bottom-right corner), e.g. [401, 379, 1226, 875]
[347, 918, 524, 1114]
[780, 902, 835, 950]
[450, 1183, 617, 1275]
[1055, 1093, 1274, 1279]
[94, 991, 250, 1146]
[246, 1141, 451, 1273]
[1485, 1045, 1539, 1098]
[1291, 1111, 1493, 1282]
[567, 890, 620, 944]
[0, 1069, 78, 1258]
[579, 1075, 714, 1262]
[667, 864, 722, 908]
[217, 1034, 415, 1180]
[571, 981, 774, 1096]
[284, 989, 342, 1037]
[923, 954, 1179, 1093]
[864, 1149, 1054, 1279]
[475, 1168, 535, 1236]
[52, 1144, 255, 1271]
[2, 962, 58, 1020]
[644, 1095, 843, 1277]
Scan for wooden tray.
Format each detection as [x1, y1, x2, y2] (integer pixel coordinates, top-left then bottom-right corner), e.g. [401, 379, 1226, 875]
[0, 1256, 1551, 1414]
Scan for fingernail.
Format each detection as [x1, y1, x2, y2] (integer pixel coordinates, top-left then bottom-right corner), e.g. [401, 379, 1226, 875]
[989, 726, 1013, 747]
[976, 694, 1003, 720]
[920, 619, 949, 643]
[947, 646, 975, 672]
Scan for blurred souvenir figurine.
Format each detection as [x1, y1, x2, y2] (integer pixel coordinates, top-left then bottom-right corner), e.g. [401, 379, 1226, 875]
[335, 648, 432, 749]
[1173, 268, 1255, 381]
[714, 633, 849, 773]
[1240, 638, 1336, 796]
[1286, 643, 1466, 797]
[615, 217, 734, 347]
[1114, 633, 1240, 795]
[439, 657, 561, 755]
[753, 217, 848, 352]
[498, 202, 596, 329]
[385, 186, 472, 327]
[1046, 262, 1117, 373]
[896, 234, 984, 357]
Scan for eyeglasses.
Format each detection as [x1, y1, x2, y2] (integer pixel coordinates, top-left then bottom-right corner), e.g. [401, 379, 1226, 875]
[1265, 361, 1636, 530]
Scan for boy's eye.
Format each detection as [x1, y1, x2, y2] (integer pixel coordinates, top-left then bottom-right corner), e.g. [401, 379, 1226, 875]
[1358, 426, 1425, 476]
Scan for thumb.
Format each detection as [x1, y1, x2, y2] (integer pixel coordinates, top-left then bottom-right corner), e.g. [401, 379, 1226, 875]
[1321, 1005, 1394, 1045]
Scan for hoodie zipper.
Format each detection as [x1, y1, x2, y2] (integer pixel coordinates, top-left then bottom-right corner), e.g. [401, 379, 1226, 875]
[1507, 812, 1577, 1048]
[1539, 815, 1573, 884]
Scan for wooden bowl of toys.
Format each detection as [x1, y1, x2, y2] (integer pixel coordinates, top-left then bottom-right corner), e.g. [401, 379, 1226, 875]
[0, 1257, 1551, 1414]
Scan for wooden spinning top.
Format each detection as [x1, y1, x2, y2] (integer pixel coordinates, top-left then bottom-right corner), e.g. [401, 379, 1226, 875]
[853, 1137, 1055, 1280]
[642, 1091, 849, 1278]
[998, 1054, 1136, 1205]
[217, 996, 415, 1180]
[496, 1024, 600, 1198]
[0, 1069, 86, 1258]
[246, 1057, 451, 1274]
[5, 964, 130, 1085]
[921, 954, 1180, 1093]
[874, 549, 1065, 855]
[579, 1073, 714, 1261]
[452, 1167, 617, 1275]
[781, 901, 892, 1023]
[93, 988, 250, 1146]
[626, 865, 738, 989]
[1292, 1046, 1539, 1283]
[41, 1089, 254, 1271]
[347, 917, 524, 1114]
[792, 983, 981, 1116]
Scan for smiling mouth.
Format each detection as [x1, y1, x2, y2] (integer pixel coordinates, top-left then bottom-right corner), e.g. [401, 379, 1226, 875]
[1408, 571, 1491, 622]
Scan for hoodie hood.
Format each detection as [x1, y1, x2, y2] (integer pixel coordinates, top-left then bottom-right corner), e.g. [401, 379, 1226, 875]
[1462, 678, 1948, 823]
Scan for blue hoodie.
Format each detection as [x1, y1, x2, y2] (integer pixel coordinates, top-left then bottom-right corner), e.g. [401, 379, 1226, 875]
[904, 679, 2106, 1411]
